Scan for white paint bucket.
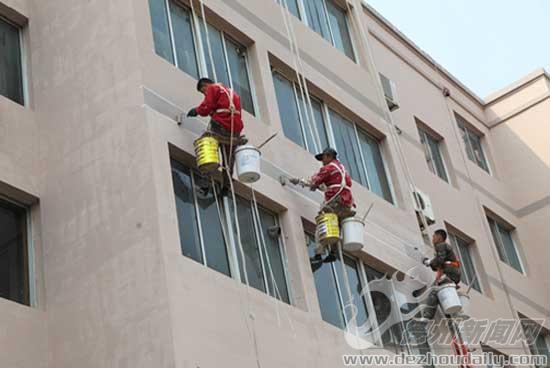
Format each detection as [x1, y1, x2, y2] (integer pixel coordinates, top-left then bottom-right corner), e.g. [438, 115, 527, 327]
[235, 145, 261, 183]
[437, 284, 462, 315]
[341, 217, 365, 251]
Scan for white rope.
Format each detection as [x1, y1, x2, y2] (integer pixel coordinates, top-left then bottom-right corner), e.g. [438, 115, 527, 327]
[336, 241, 359, 336]
[194, 0, 217, 82]
[279, 0, 322, 153]
[345, 0, 426, 230]
[212, 177, 231, 248]
[435, 63, 522, 345]
[250, 187, 284, 328]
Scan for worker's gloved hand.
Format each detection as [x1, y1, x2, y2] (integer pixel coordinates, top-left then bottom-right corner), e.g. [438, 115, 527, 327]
[289, 178, 300, 185]
[309, 185, 318, 192]
[422, 257, 430, 266]
[187, 108, 198, 117]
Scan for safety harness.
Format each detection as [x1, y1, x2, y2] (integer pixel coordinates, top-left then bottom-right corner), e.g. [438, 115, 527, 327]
[436, 260, 461, 281]
[214, 83, 240, 116]
[324, 161, 351, 206]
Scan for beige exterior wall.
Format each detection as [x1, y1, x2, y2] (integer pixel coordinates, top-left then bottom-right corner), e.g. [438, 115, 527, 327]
[0, 0, 548, 367]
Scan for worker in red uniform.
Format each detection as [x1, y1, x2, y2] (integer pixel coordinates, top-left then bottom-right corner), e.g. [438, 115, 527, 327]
[290, 148, 355, 263]
[187, 78, 246, 193]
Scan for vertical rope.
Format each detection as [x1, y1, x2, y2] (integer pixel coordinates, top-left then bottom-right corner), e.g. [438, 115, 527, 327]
[345, 0, 424, 228]
[279, 0, 323, 153]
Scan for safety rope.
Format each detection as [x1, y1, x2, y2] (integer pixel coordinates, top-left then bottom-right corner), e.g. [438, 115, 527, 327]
[211, 176, 231, 250]
[278, 0, 322, 153]
[344, 0, 429, 233]
[192, 2, 260, 365]
[434, 63, 525, 352]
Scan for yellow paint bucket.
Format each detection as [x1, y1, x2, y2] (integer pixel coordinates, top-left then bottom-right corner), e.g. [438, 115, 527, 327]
[194, 136, 220, 173]
[316, 212, 340, 246]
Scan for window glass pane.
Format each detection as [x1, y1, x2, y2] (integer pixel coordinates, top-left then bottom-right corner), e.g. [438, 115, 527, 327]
[467, 129, 489, 172]
[199, 22, 230, 86]
[0, 199, 27, 305]
[307, 234, 345, 329]
[225, 37, 255, 114]
[418, 130, 436, 175]
[451, 235, 481, 292]
[232, 198, 266, 292]
[426, 134, 448, 182]
[498, 225, 522, 272]
[277, 0, 300, 18]
[257, 208, 289, 303]
[300, 96, 329, 154]
[195, 174, 231, 276]
[148, 0, 174, 64]
[334, 256, 369, 327]
[358, 130, 393, 202]
[0, 17, 24, 104]
[171, 161, 202, 264]
[330, 110, 366, 185]
[458, 123, 475, 163]
[326, 1, 355, 60]
[169, 2, 199, 78]
[303, 0, 331, 40]
[273, 72, 306, 147]
[488, 217, 508, 263]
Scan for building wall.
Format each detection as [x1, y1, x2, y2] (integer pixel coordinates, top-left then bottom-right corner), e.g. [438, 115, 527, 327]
[0, 0, 548, 367]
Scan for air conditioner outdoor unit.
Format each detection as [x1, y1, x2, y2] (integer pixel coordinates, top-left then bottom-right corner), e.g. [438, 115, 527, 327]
[412, 188, 435, 226]
[380, 73, 400, 112]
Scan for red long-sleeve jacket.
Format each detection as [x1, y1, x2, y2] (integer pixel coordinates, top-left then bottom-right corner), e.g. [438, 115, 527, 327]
[195, 83, 243, 134]
[310, 159, 354, 208]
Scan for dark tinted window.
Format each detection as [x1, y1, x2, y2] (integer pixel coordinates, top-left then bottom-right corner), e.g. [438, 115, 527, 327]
[0, 199, 28, 305]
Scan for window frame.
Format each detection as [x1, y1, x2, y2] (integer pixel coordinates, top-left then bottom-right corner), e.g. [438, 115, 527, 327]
[417, 127, 449, 183]
[271, 70, 395, 203]
[0, 196, 31, 306]
[0, 15, 27, 106]
[306, 232, 432, 355]
[455, 115, 491, 174]
[152, 0, 258, 115]
[487, 215, 524, 274]
[278, 0, 357, 61]
[171, 160, 292, 303]
[448, 232, 482, 293]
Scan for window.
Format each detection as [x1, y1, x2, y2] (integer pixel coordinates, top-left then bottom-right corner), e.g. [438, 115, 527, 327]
[331, 112, 393, 202]
[520, 316, 550, 368]
[448, 233, 481, 292]
[148, 0, 256, 114]
[171, 160, 290, 302]
[0, 198, 29, 305]
[417, 127, 449, 182]
[306, 233, 369, 330]
[272, 72, 329, 153]
[0, 17, 24, 105]
[272, 72, 393, 202]
[276, 0, 355, 60]
[456, 115, 489, 173]
[487, 216, 523, 273]
[357, 128, 393, 202]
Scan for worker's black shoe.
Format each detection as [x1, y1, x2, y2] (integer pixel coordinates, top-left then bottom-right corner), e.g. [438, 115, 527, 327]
[310, 257, 323, 272]
[196, 185, 210, 199]
[323, 252, 337, 263]
[216, 185, 229, 198]
[310, 254, 323, 263]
